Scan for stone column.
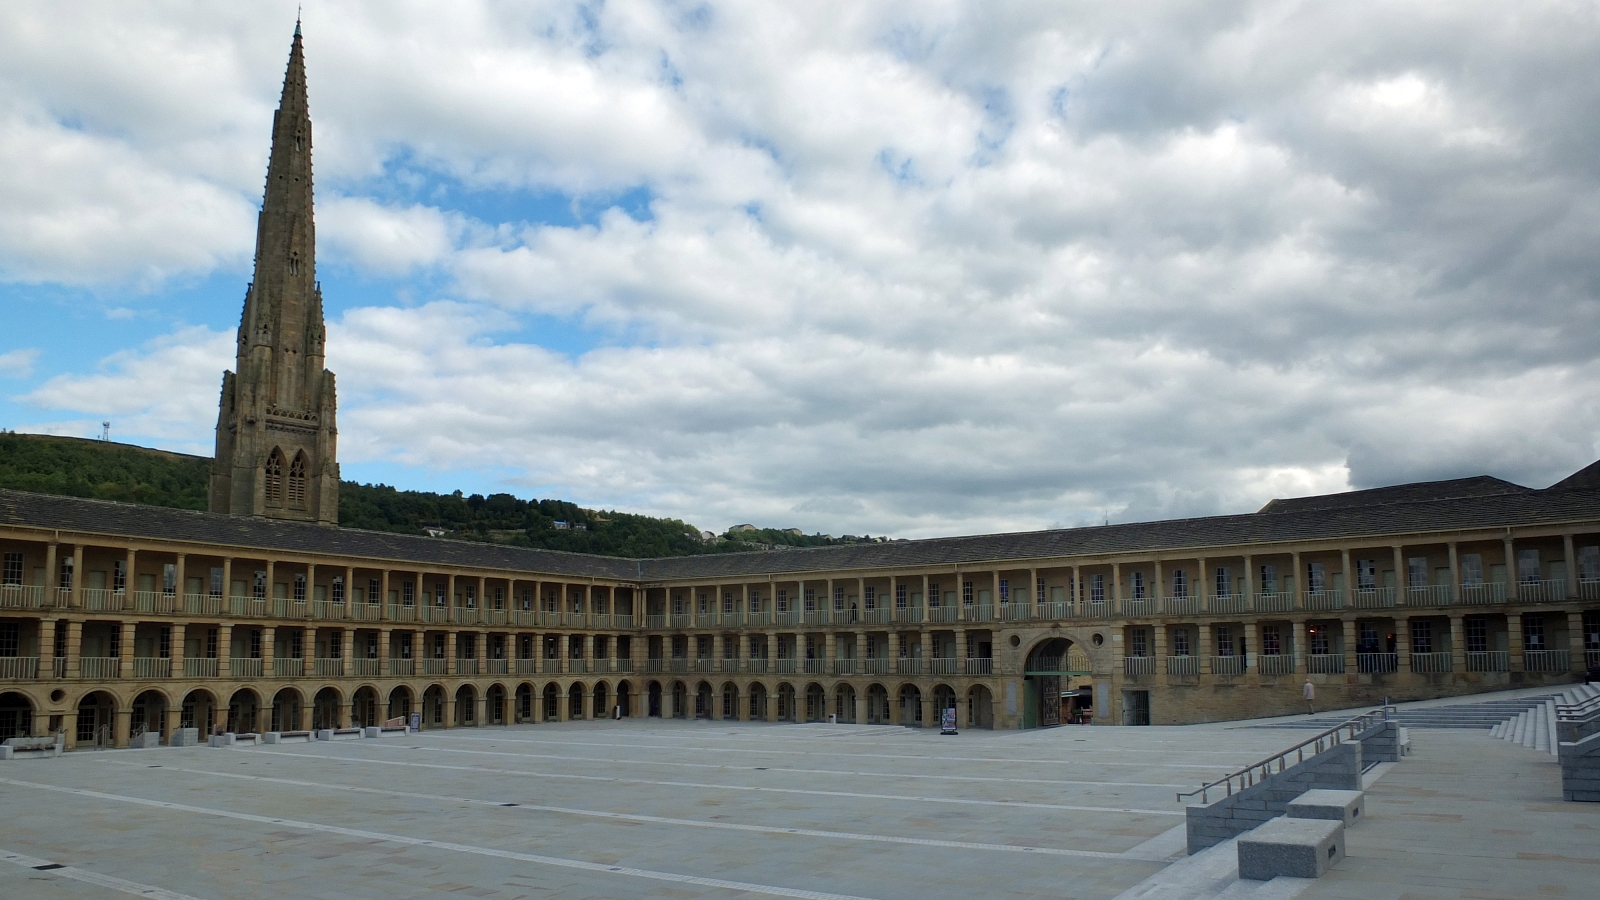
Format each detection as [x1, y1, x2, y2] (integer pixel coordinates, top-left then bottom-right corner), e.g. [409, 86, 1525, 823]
[477, 692, 489, 727]
[1111, 562, 1122, 608]
[1569, 611, 1587, 675]
[1289, 551, 1301, 608]
[1196, 558, 1207, 605]
[38, 618, 56, 674]
[345, 566, 356, 614]
[477, 629, 488, 675]
[446, 632, 458, 676]
[765, 687, 779, 722]
[920, 693, 935, 729]
[1508, 614, 1525, 672]
[1071, 565, 1082, 611]
[853, 684, 867, 725]
[117, 621, 136, 678]
[299, 702, 313, 732]
[1503, 536, 1518, 602]
[888, 632, 901, 674]
[1340, 548, 1354, 606]
[1564, 533, 1579, 599]
[1198, 623, 1213, 676]
[713, 633, 725, 673]
[341, 626, 354, 677]
[444, 694, 457, 728]
[1152, 559, 1163, 607]
[1342, 618, 1358, 674]
[163, 706, 182, 744]
[64, 620, 82, 679]
[1291, 620, 1306, 674]
[1154, 623, 1169, 675]
[113, 707, 132, 748]
[1245, 620, 1261, 673]
[173, 553, 187, 612]
[221, 558, 232, 605]
[1450, 615, 1467, 672]
[1396, 617, 1411, 672]
[217, 624, 232, 678]
[378, 627, 391, 676]
[1447, 543, 1460, 603]
[339, 699, 353, 729]
[380, 570, 392, 618]
[72, 544, 86, 608]
[641, 687, 653, 721]
[305, 563, 316, 606]
[446, 574, 457, 620]
[261, 626, 275, 677]
[955, 628, 967, 671]
[44, 543, 57, 603]
[824, 632, 836, 673]
[1392, 546, 1406, 601]
[919, 630, 930, 673]
[1242, 555, 1254, 608]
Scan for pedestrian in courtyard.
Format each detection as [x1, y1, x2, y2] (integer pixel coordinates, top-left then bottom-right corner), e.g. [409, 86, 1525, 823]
[1302, 679, 1316, 715]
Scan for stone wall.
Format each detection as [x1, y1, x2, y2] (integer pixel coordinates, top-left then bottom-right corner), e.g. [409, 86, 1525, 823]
[1184, 740, 1363, 854]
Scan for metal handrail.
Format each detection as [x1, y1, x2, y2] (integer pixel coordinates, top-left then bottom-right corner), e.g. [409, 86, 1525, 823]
[1556, 693, 1600, 722]
[1176, 707, 1392, 804]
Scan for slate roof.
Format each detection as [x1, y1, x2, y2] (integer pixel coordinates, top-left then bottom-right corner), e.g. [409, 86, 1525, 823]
[1256, 476, 1531, 514]
[2, 482, 1597, 584]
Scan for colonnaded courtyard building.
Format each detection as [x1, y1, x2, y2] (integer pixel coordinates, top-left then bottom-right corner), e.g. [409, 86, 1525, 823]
[2, 27, 1600, 754]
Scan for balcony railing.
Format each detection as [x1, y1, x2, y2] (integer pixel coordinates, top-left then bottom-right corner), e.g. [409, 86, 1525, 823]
[1166, 655, 1199, 676]
[0, 584, 47, 608]
[832, 659, 856, 675]
[80, 657, 120, 678]
[1357, 653, 1398, 674]
[352, 658, 382, 677]
[1259, 654, 1294, 676]
[747, 658, 769, 674]
[1122, 598, 1161, 617]
[421, 659, 448, 675]
[185, 658, 218, 678]
[79, 588, 121, 611]
[1212, 655, 1245, 676]
[1459, 583, 1504, 605]
[897, 657, 923, 675]
[1301, 591, 1342, 612]
[1252, 592, 1295, 613]
[390, 658, 416, 676]
[860, 659, 889, 675]
[802, 659, 826, 674]
[1516, 580, 1566, 603]
[1351, 588, 1395, 609]
[1522, 649, 1570, 673]
[773, 659, 798, 674]
[0, 657, 39, 679]
[232, 658, 264, 678]
[1403, 585, 1452, 607]
[1307, 654, 1344, 674]
[458, 659, 480, 675]
[1580, 579, 1600, 601]
[926, 606, 960, 623]
[1163, 596, 1202, 617]
[893, 606, 924, 624]
[965, 658, 993, 675]
[1409, 651, 1452, 673]
[1465, 650, 1509, 672]
[997, 602, 1031, 621]
[1206, 594, 1249, 615]
[1123, 655, 1156, 675]
[929, 657, 960, 675]
[131, 657, 171, 679]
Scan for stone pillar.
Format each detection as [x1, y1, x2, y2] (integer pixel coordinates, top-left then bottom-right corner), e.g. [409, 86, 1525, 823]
[1291, 620, 1306, 674]
[1289, 551, 1301, 607]
[765, 688, 778, 722]
[303, 629, 315, 677]
[221, 557, 232, 604]
[339, 700, 353, 729]
[1154, 623, 1168, 673]
[1245, 620, 1261, 673]
[378, 627, 391, 675]
[1569, 611, 1587, 675]
[217, 624, 232, 678]
[1503, 536, 1518, 602]
[163, 706, 182, 744]
[44, 543, 57, 603]
[1342, 618, 1358, 674]
[1198, 622, 1213, 676]
[72, 544, 86, 608]
[853, 686, 866, 725]
[299, 703, 313, 732]
[1111, 562, 1122, 608]
[737, 633, 750, 673]
[955, 629, 967, 670]
[713, 633, 725, 673]
[446, 632, 458, 676]
[1196, 558, 1206, 604]
[1396, 617, 1411, 672]
[477, 692, 489, 727]
[38, 619, 56, 673]
[619, 688, 631, 722]
[920, 693, 935, 729]
[261, 626, 275, 677]
[1340, 548, 1354, 606]
[113, 707, 132, 749]
[64, 620, 82, 679]
[888, 632, 901, 674]
[710, 684, 722, 721]
[446, 574, 457, 619]
[1242, 555, 1253, 607]
[1450, 615, 1467, 672]
[476, 629, 488, 674]
[117, 620, 136, 678]
[824, 632, 837, 672]
[173, 553, 187, 612]
[1447, 543, 1460, 603]
[1508, 614, 1525, 672]
[305, 563, 316, 606]
[341, 626, 354, 677]
[380, 569, 392, 618]
[1071, 565, 1082, 611]
[1564, 534, 1579, 599]
[444, 695, 457, 728]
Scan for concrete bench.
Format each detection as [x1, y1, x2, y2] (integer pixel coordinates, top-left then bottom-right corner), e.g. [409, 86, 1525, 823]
[234, 733, 262, 745]
[363, 726, 410, 738]
[1, 735, 62, 759]
[1287, 789, 1365, 827]
[1237, 817, 1345, 880]
[316, 728, 364, 742]
[264, 730, 313, 744]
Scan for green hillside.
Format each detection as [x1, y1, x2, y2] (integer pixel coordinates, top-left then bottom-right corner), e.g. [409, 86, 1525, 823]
[0, 433, 872, 557]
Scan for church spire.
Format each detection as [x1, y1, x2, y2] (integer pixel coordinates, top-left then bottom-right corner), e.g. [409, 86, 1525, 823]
[211, 24, 339, 525]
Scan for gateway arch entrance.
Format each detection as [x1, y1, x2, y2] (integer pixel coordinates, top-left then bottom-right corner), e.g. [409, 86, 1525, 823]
[1023, 638, 1092, 727]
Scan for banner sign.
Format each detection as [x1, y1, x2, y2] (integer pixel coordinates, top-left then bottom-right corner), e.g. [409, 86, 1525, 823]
[409, 712, 422, 733]
[940, 707, 958, 734]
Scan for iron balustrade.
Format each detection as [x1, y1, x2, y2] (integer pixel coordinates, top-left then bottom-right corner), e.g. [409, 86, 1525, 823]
[1165, 597, 1202, 616]
[1522, 649, 1570, 672]
[1259, 654, 1294, 676]
[420, 659, 447, 675]
[0, 584, 46, 609]
[929, 657, 960, 675]
[514, 659, 537, 675]
[1124, 656, 1157, 675]
[965, 658, 993, 675]
[79, 657, 119, 678]
[312, 600, 345, 620]
[1307, 653, 1344, 674]
[1409, 651, 1452, 673]
[1177, 708, 1392, 804]
[79, 588, 120, 611]
[861, 659, 889, 675]
[1580, 580, 1600, 601]
[1465, 650, 1509, 672]
[1122, 598, 1161, 617]
[1357, 652, 1398, 674]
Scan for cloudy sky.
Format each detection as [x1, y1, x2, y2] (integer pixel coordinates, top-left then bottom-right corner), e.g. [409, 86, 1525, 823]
[2, 1, 1597, 538]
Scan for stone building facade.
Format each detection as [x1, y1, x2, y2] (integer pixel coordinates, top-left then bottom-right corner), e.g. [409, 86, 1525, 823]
[1, 28, 1598, 748]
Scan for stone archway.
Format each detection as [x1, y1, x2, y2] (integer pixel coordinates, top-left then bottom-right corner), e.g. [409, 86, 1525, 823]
[543, 683, 561, 721]
[592, 682, 609, 719]
[312, 687, 342, 730]
[228, 689, 262, 734]
[75, 691, 115, 747]
[387, 685, 414, 723]
[1023, 637, 1092, 728]
[485, 683, 507, 725]
[515, 683, 534, 722]
[776, 683, 796, 721]
[694, 681, 712, 718]
[272, 688, 304, 731]
[897, 684, 922, 726]
[131, 690, 168, 740]
[0, 691, 34, 741]
[749, 682, 768, 720]
[181, 690, 216, 734]
[720, 682, 739, 720]
[866, 683, 889, 723]
[616, 680, 633, 717]
[966, 685, 994, 729]
[423, 685, 447, 729]
[455, 685, 477, 726]
[351, 686, 381, 728]
[804, 683, 825, 722]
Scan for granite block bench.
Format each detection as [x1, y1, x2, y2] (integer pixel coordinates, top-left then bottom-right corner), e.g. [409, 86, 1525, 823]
[264, 730, 313, 744]
[1287, 789, 1365, 827]
[363, 726, 410, 738]
[316, 728, 364, 741]
[1, 736, 62, 759]
[1238, 817, 1345, 880]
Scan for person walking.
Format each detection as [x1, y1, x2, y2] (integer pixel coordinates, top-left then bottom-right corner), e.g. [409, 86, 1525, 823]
[1302, 679, 1316, 715]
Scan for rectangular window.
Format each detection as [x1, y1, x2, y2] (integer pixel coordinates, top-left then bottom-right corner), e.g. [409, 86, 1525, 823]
[1037, 576, 1046, 602]
[401, 580, 415, 605]
[777, 589, 788, 612]
[1580, 546, 1600, 582]
[1171, 568, 1187, 599]
[896, 584, 908, 608]
[206, 628, 218, 659]
[1306, 562, 1326, 593]
[1216, 626, 1234, 657]
[1407, 557, 1428, 588]
[1131, 572, 1146, 600]
[723, 591, 735, 615]
[864, 586, 876, 609]
[1172, 628, 1190, 656]
[1357, 559, 1377, 591]
[162, 563, 176, 595]
[1259, 565, 1278, 593]
[1411, 620, 1433, 654]
[1262, 625, 1282, 656]
[1523, 615, 1545, 650]
[1130, 628, 1148, 657]
[250, 629, 262, 659]
[159, 626, 171, 658]
[1517, 549, 1540, 583]
[1461, 554, 1484, 585]
[331, 576, 345, 603]
[435, 585, 447, 607]
[58, 555, 73, 591]
[1309, 626, 1330, 656]
[1465, 616, 1487, 653]
[748, 590, 759, 613]
[293, 574, 306, 602]
[113, 559, 126, 593]
[464, 584, 477, 608]
[928, 582, 940, 606]
[0, 623, 17, 657]
[1, 552, 21, 585]
[804, 634, 816, 659]
[804, 588, 816, 611]
[291, 631, 304, 659]
[1585, 611, 1600, 650]
[253, 571, 267, 600]
[834, 586, 845, 610]
[210, 567, 225, 597]
[1089, 574, 1105, 603]
[962, 581, 974, 605]
[998, 579, 1009, 600]
[1214, 567, 1230, 597]
[1358, 622, 1379, 653]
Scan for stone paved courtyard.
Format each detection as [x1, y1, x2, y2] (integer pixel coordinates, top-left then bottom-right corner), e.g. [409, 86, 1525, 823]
[0, 714, 1595, 900]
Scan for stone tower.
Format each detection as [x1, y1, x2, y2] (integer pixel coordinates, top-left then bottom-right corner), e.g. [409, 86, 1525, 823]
[210, 23, 339, 525]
